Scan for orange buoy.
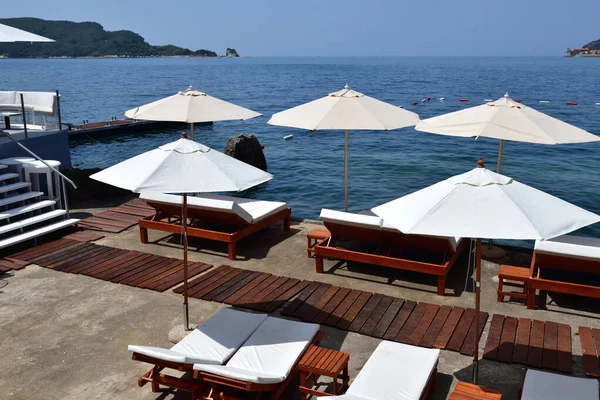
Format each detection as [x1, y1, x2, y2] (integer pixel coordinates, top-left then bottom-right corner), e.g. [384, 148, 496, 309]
[567, 101, 577, 106]
[459, 98, 469, 102]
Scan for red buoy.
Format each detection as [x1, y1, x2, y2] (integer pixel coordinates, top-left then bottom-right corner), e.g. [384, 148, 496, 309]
[413, 102, 418, 105]
[567, 101, 577, 106]
[459, 98, 469, 102]
[514, 100, 521, 103]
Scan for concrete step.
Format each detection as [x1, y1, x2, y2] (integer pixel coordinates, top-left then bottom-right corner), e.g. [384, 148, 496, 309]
[0, 200, 56, 221]
[0, 192, 43, 208]
[0, 218, 80, 250]
[0, 209, 67, 235]
[0, 182, 31, 194]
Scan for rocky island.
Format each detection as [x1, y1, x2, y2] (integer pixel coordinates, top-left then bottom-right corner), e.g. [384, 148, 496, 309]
[0, 17, 218, 58]
[564, 38, 600, 57]
[225, 48, 240, 57]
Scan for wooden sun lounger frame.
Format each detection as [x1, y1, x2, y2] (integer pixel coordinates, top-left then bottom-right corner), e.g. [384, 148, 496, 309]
[139, 200, 291, 260]
[132, 330, 324, 400]
[527, 251, 600, 309]
[314, 222, 468, 296]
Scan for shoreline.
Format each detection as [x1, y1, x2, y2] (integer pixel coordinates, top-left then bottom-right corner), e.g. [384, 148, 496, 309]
[0, 55, 251, 60]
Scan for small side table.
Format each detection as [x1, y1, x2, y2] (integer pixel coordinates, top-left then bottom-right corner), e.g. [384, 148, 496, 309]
[449, 381, 502, 399]
[298, 345, 349, 399]
[497, 264, 529, 303]
[307, 227, 330, 258]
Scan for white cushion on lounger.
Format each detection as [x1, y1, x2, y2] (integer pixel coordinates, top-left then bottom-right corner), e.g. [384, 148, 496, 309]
[194, 316, 319, 384]
[328, 341, 439, 400]
[358, 210, 462, 252]
[128, 308, 267, 365]
[320, 208, 382, 230]
[535, 235, 600, 261]
[521, 369, 599, 400]
[199, 194, 287, 223]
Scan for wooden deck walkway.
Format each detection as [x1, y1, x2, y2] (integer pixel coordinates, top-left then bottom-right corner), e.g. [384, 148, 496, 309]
[4, 238, 212, 292]
[175, 265, 489, 356]
[78, 199, 154, 233]
[483, 315, 572, 373]
[578, 326, 600, 378]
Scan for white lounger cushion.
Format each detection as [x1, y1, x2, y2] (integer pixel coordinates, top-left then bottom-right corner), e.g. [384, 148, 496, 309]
[535, 235, 600, 261]
[521, 369, 599, 400]
[320, 341, 439, 400]
[140, 193, 286, 224]
[321, 208, 383, 230]
[128, 308, 267, 365]
[194, 316, 319, 384]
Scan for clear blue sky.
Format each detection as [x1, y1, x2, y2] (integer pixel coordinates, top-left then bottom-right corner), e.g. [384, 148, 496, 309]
[4, 0, 600, 56]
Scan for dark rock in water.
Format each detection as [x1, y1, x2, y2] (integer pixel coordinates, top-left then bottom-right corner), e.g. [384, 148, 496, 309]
[226, 47, 240, 57]
[224, 134, 267, 171]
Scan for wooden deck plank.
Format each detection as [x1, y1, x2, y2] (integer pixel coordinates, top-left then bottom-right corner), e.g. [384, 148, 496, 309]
[201, 270, 254, 302]
[52, 246, 115, 271]
[433, 307, 464, 350]
[407, 304, 440, 347]
[62, 230, 105, 242]
[348, 293, 383, 333]
[512, 318, 531, 365]
[6, 239, 75, 261]
[446, 308, 476, 352]
[94, 211, 141, 223]
[256, 278, 303, 312]
[280, 281, 321, 316]
[301, 285, 341, 323]
[187, 266, 236, 298]
[223, 273, 272, 305]
[233, 275, 281, 308]
[460, 311, 489, 356]
[88, 252, 153, 279]
[372, 298, 404, 339]
[211, 271, 261, 303]
[497, 316, 518, 362]
[396, 302, 429, 344]
[420, 305, 452, 348]
[29, 242, 91, 266]
[483, 314, 505, 360]
[336, 291, 372, 331]
[263, 280, 313, 313]
[242, 276, 291, 311]
[136, 260, 186, 288]
[383, 300, 415, 341]
[191, 268, 242, 300]
[556, 324, 572, 373]
[359, 295, 394, 337]
[323, 289, 362, 327]
[110, 256, 171, 283]
[151, 262, 212, 292]
[0, 259, 26, 270]
[527, 320, 545, 368]
[579, 327, 600, 377]
[173, 266, 225, 294]
[62, 248, 126, 274]
[120, 259, 183, 286]
[293, 283, 333, 319]
[542, 321, 559, 370]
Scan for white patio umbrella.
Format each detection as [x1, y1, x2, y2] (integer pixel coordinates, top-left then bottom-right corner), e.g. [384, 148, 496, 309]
[0, 23, 55, 42]
[268, 84, 419, 211]
[415, 93, 600, 173]
[90, 136, 273, 329]
[372, 158, 600, 382]
[125, 85, 261, 140]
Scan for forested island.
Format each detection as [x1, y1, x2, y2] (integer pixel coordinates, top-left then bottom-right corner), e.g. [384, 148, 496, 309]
[0, 18, 218, 58]
[564, 38, 600, 57]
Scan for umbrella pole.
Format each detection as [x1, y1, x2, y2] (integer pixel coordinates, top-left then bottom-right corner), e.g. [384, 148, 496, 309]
[344, 129, 349, 212]
[472, 237, 482, 384]
[190, 122, 194, 141]
[496, 140, 504, 174]
[183, 193, 190, 331]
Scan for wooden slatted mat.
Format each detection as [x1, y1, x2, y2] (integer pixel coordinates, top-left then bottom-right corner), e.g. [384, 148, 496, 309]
[63, 230, 105, 242]
[178, 265, 488, 356]
[78, 199, 154, 233]
[578, 326, 600, 378]
[4, 238, 212, 291]
[483, 314, 572, 373]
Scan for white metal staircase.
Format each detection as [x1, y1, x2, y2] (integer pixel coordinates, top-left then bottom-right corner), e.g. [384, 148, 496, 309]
[0, 162, 79, 250]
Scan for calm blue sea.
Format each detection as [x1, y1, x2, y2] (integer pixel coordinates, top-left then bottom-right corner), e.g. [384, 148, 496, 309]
[1, 57, 600, 239]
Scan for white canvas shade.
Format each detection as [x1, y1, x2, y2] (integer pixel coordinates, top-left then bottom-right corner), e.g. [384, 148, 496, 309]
[90, 137, 273, 328]
[124, 85, 261, 140]
[372, 159, 600, 382]
[268, 84, 419, 211]
[415, 93, 600, 173]
[0, 23, 55, 42]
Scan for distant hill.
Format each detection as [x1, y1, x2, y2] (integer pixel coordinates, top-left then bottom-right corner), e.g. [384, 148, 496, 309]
[583, 39, 600, 50]
[0, 18, 217, 58]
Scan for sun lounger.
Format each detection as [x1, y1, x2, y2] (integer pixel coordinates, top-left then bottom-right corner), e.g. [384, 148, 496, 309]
[315, 209, 467, 295]
[129, 308, 267, 392]
[318, 341, 439, 400]
[520, 369, 599, 400]
[528, 235, 600, 309]
[139, 193, 291, 260]
[193, 316, 321, 399]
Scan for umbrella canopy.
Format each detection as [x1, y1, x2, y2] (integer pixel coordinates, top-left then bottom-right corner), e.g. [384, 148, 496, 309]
[90, 137, 272, 193]
[124, 85, 261, 139]
[372, 159, 600, 382]
[268, 84, 419, 210]
[0, 23, 55, 42]
[415, 93, 600, 172]
[90, 137, 273, 329]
